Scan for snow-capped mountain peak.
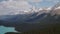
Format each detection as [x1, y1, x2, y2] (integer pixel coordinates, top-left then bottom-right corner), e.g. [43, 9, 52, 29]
[55, 6, 60, 9]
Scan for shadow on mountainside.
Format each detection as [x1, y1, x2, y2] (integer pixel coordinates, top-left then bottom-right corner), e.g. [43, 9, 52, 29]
[5, 23, 60, 34]
[3, 14, 60, 34]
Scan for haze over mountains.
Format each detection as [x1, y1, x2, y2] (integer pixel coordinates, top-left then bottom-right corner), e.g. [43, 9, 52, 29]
[0, 2, 60, 23]
[0, 3, 60, 22]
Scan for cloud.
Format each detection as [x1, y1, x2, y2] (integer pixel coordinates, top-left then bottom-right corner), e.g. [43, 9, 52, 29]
[0, 0, 43, 15]
[0, 0, 59, 15]
[0, 0, 33, 15]
[29, 0, 43, 3]
[45, 0, 59, 3]
[45, 0, 53, 2]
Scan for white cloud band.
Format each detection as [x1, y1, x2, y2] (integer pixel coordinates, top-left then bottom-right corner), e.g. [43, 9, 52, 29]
[0, 0, 33, 15]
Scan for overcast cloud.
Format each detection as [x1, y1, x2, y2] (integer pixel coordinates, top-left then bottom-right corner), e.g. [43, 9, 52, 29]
[0, 0, 60, 15]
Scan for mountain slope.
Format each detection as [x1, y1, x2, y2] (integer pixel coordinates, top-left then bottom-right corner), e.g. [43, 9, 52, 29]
[0, 2, 60, 33]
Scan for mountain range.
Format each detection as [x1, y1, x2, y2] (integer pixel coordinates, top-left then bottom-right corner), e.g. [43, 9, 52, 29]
[0, 3, 60, 33]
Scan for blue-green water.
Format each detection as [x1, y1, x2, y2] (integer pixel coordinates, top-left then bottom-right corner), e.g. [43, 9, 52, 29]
[0, 26, 17, 34]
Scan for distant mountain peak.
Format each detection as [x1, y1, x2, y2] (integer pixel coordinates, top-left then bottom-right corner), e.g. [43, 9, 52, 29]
[55, 6, 60, 9]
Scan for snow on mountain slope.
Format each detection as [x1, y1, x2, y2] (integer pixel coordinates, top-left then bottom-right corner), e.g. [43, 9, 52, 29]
[0, 2, 60, 23]
[0, 5, 60, 21]
[50, 6, 60, 16]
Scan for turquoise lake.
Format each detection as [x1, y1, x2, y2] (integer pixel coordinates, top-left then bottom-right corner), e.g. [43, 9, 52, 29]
[0, 26, 17, 34]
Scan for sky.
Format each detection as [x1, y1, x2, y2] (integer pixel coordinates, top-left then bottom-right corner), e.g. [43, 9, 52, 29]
[0, 0, 60, 15]
[29, 0, 60, 8]
[0, 0, 60, 7]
